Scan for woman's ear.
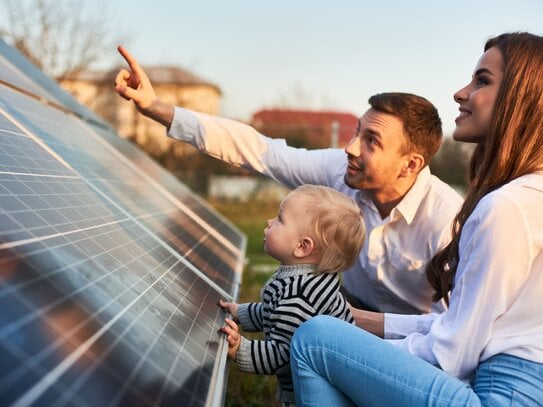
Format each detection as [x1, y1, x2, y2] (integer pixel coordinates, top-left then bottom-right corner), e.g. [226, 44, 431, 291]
[293, 236, 315, 258]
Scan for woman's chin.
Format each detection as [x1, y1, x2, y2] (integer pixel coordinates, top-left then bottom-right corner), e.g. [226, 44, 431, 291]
[452, 128, 483, 144]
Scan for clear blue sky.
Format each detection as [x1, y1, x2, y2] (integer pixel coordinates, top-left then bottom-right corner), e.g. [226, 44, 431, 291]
[26, 1, 543, 135]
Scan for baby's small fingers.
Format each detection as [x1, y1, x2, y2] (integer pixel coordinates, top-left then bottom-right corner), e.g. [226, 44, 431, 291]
[224, 318, 238, 330]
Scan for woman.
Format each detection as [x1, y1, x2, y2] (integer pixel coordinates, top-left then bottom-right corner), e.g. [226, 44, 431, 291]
[290, 32, 543, 406]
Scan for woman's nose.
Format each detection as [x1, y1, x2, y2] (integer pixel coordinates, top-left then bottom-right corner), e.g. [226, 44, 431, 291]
[453, 84, 469, 104]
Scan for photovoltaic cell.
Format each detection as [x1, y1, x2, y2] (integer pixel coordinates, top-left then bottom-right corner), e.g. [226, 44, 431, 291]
[0, 39, 245, 406]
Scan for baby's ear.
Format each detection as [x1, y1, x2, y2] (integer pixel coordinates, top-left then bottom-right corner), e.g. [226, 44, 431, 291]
[293, 236, 315, 258]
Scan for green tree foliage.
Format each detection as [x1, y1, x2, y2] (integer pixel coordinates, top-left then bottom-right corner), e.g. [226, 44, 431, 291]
[430, 137, 474, 190]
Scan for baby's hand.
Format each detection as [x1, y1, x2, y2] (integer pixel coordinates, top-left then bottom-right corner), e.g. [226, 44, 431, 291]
[219, 318, 241, 360]
[218, 299, 239, 321]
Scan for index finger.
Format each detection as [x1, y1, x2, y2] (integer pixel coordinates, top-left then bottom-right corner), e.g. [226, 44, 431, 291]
[117, 45, 144, 74]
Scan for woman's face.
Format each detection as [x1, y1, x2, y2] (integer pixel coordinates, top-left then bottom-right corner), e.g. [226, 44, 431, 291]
[452, 46, 504, 143]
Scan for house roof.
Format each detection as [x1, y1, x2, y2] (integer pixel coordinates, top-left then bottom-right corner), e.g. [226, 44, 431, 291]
[64, 66, 221, 94]
[142, 66, 220, 91]
[251, 108, 358, 147]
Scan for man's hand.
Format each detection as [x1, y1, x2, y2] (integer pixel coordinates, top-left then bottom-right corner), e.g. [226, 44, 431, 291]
[115, 46, 156, 109]
[114, 46, 174, 127]
[219, 318, 241, 360]
[348, 304, 385, 338]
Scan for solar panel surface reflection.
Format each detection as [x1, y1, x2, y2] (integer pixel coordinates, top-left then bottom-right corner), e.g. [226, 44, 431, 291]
[0, 39, 245, 407]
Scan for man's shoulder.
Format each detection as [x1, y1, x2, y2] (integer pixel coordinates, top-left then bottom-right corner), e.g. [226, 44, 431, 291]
[425, 174, 464, 208]
[409, 174, 463, 229]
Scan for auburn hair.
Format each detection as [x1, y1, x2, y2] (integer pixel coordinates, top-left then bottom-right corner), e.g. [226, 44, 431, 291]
[426, 32, 543, 304]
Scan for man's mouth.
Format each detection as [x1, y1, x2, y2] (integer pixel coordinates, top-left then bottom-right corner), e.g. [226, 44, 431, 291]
[347, 161, 363, 172]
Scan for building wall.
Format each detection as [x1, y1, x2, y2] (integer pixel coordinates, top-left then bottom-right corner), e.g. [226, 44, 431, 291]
[60, 72, 221, 159]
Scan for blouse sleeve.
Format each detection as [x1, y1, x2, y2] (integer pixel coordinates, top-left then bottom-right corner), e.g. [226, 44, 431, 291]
[384, 312, 440, 339]
[392, 189, 533, 379]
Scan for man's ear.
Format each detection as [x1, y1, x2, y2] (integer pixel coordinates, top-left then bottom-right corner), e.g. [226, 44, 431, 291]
[293, 236, 315, 258]
[400, 153, 425, 177]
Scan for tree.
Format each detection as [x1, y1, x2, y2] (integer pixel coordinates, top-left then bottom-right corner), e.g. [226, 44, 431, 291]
[430, 137, 474, 190]
[0, 0, 125, 81]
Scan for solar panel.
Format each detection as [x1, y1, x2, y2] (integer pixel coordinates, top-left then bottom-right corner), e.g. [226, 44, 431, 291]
[0, 38, 245, 407]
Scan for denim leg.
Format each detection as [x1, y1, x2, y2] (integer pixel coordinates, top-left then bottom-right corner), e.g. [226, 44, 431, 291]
[473, 353, 543, 406]
[291, 315, 481, 407]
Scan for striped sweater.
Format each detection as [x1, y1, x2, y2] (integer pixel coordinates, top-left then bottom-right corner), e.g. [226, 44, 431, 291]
[236, 263, 354, 404]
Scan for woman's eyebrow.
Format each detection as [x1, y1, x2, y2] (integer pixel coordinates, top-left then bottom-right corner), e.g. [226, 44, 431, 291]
[474, 67, 494, 76]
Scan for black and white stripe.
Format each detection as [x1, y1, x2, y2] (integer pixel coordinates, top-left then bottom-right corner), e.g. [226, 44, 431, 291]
[236, 264, 354, 403]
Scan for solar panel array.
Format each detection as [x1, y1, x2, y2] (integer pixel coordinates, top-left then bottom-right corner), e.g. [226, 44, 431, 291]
[0, 39, 245, 407]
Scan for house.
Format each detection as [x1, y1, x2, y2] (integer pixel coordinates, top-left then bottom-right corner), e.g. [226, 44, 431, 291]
[60, 66, 222, 158]
[251, 109, 358, 148]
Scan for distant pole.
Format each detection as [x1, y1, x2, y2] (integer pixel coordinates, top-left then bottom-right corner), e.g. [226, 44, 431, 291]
[330, 120, 339, 148]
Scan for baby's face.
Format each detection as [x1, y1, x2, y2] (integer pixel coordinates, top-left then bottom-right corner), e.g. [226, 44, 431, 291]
[263, 192, 311, 264]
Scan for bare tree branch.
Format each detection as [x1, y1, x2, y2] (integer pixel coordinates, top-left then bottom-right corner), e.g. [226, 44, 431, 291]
[0, 0, 128, 81]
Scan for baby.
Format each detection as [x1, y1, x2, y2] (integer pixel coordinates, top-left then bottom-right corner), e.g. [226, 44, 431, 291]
[219, 184, 365, 406]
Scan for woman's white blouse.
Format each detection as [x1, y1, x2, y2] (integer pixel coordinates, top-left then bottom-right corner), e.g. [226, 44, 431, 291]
[387, 172, 543, 381]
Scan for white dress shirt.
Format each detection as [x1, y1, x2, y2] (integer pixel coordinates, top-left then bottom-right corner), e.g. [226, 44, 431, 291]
[388, 172, 543, 381]
[168, 107, 463, 314]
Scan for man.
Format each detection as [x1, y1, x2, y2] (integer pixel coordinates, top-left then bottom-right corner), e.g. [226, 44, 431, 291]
[114, 46, 463, 337]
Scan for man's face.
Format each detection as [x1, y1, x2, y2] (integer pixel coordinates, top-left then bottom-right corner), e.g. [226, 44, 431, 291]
[344, 109, 410, 194]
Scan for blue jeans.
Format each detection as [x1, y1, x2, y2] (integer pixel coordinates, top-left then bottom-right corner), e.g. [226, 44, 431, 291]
[290, 316, 543, 406]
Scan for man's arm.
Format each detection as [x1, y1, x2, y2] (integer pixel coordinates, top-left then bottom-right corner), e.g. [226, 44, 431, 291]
[349, 306, 385, 338]
[114, 46, 174, 128]
[114, 46, 346, 190]
[349, 303, 442, 340]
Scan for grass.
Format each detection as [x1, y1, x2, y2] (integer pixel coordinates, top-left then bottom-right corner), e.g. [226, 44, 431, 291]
[208, 197, 284, 406]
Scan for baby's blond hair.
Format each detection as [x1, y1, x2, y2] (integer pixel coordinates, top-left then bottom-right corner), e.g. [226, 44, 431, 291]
[290, 185, 365, 274]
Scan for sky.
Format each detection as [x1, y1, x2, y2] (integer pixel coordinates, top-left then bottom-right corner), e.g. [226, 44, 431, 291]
[16, 0, 543, 136]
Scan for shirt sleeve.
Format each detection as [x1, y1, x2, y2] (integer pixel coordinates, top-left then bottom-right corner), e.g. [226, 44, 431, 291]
[384, 312, 440, 339]
[392, 190, 533, 379]
[237, 303, 264, 332]
[167, 107, 347, 189]
[235, 299, 319, 374]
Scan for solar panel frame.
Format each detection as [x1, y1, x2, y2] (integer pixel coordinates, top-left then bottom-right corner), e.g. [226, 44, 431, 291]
[0, 38, 244, 407]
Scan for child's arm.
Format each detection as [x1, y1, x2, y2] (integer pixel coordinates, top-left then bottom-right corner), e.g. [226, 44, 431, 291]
[219, 300, 264, 331]
[237, 303, 264, 332]
[235, 299, 318, 375]
[218, 300, 239, 321]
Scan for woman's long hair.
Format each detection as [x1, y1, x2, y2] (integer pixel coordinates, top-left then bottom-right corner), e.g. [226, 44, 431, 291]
[427, 33, 543, 304]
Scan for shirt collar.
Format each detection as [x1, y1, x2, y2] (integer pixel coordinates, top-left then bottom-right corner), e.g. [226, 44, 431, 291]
[398, 166, 433, 224]
[357, 166, 432, 225]
[275, 263, 318, 278]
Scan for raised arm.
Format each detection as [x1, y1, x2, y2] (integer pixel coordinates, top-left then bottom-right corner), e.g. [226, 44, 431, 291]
[114, 46, 174, 128]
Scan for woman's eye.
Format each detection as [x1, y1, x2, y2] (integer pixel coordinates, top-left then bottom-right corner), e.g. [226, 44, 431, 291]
[476, 76, 489, 86]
